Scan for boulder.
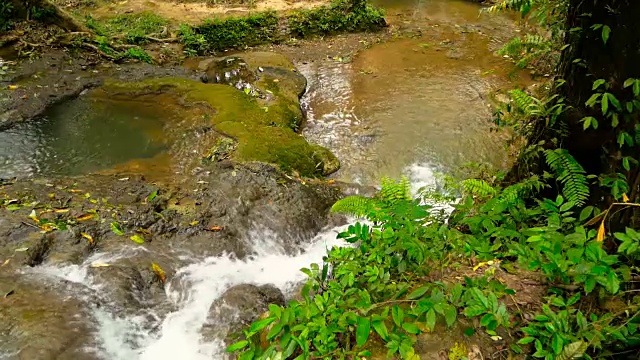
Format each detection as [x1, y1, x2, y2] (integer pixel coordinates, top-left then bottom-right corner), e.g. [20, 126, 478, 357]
[201, 283, 285, 343]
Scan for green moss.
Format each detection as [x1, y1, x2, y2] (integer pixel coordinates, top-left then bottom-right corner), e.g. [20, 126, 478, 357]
[101, 77, 338, 177]
[181, 0, 386, 54]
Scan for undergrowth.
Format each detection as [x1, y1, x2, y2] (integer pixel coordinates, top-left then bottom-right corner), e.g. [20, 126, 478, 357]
[229, 173, 640, 359]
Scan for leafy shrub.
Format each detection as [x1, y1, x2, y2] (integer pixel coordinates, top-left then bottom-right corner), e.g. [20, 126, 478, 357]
[229, 174, 640, 359]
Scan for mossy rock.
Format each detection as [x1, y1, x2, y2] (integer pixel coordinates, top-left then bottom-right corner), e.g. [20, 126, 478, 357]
[100, 77, 338, 177]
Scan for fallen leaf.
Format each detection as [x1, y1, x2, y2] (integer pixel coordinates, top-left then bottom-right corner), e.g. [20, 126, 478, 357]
[81, 232, 95, 246]
[206, 225, 223, 232]
[8, 85, 17, 90]
[130, 234, 144, 244]
[69, 189, 83, 193]
[118, 177, 130, 181]
[77, 214, 94, 221]
[190, 220, 199, 226]
[151, 262, 166, 284]
[4, 289, 14, 298]
[14, 247, 29, 252]
[597, 221, 606, 242]
[146, 190, 158, 203]
[28, 209, 38, 222]
[1, 259, 10, 267]
[136, 228, 151, 235]
[90, 263, 111, 268]
[54, 208, 70, 213]
[111, 222, 125, 236]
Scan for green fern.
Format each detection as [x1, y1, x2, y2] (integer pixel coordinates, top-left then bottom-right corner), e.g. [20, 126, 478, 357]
[509, 89, 536, 113]
[378, 177, 412, 204]
[499, 175, 545, 204]
[461, 179, 497, 198]
[330, 195, 377, 217]
[544, 149, 590, 206]
[331, 177, 412, 217]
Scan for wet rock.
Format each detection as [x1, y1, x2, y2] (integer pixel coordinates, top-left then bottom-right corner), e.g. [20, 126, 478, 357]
[201, 283, 285, 342]
[0, 273, 97, 360]
[87, 256, 172, 313]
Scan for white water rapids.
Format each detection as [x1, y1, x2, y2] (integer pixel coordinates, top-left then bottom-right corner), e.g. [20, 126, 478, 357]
[24, 163, 439, 360]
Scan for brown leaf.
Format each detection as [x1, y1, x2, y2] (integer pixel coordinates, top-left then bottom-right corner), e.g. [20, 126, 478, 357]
[585, 209, 607, 226]
[205, 225, 223, 232]
[151, 262, 166, 284]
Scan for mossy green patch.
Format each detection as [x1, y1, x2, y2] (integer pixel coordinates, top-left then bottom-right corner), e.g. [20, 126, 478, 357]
[180, 0, 386, 54]
[101, 77, 339, 177]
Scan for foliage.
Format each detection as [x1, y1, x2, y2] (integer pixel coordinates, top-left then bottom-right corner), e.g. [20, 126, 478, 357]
[86, 12, 168, 44]
[180, 0, 385, 55]
[287, 0, 386, 38]
[544, 149, 589, 206]
[124, 47, 153, 63]
[0, 0, 14, 31]
[230, 173, 640, 359]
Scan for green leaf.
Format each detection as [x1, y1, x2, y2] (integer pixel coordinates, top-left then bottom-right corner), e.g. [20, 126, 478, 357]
[226, 340, 249, 352]
[585, 277, 596, 293]
[111, 222, 124, 236]
[518, 337, 536, 345]
[556, 341, 587, 360]
[602, 25, 611, 44]
[407, 286, 429, 300]
[624, 78, 635, 88]
[552, 334, 564, 355]
[356, 317, 371, 347]
[392, 305, 404, 327]
[372, 320, 389, 341]
[592, 79, 606, 90]
[147, 190, 158, 203]
[130, 234, 145, 244]
[426, 309, 437, 330]
[463, 327, 475, 336]
[579, 206, 594, 222]
[249, 317, 275, 334]
[402, 322, 420, 335]
[602, 92, 609, 114]
[444, 306, 457, 327]
[480, 313, 494, 327]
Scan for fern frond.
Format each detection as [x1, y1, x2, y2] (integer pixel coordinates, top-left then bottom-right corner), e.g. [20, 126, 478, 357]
[378, 177, 412, 204]
[461, 179, 497, 198]
[498, 175, 545, 204]
[509, 89, 535, 113]
[331, 196, 377, 217]
[544, 149, 589, 206]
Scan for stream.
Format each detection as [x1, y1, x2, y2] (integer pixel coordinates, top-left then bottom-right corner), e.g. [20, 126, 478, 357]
[0, 0, 532, 359]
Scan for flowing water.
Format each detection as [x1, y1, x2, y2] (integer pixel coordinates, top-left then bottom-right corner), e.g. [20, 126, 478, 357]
[1, 0, 534, 359]
[301, 0, 533, 185]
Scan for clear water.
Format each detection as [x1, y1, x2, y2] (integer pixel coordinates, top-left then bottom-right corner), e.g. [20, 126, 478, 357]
[0, 95, 168, 179]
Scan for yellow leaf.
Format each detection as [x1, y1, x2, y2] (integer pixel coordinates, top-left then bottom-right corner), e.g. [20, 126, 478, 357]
[77, 214, 94, 221]
[622, 193, 630, 203]
[189, 220, 199, 226]
[90, 263, 110, 268]
[151, 262, 166, 284]
[130, 234, 144, 244]
[69, 189, 83, 193]
[473, 261, 489, 272]
[28, 209, 38, 222]
[1, 259, 10, 267]
[54, 208, 70, 213]
[8, 85, 17, 90]
[81, 232, 95, 246]
[597, 221, 606, 242]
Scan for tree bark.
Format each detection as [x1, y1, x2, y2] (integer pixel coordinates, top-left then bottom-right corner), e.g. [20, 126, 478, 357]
[557, 0, 640, 176]
[9, 0, 88, 32]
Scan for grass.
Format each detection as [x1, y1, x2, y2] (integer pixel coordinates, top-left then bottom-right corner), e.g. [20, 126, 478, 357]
[86, 12, 169, 44]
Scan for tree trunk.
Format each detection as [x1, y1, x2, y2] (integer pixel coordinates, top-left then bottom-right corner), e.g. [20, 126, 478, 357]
[558, 0, 640, 174]
[9, 0, 88, 32]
